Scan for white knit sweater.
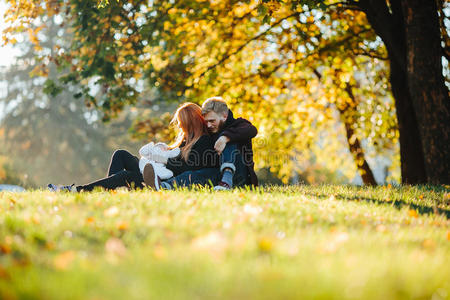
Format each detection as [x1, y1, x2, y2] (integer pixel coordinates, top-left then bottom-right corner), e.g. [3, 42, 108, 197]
[138, 142, 180, 179]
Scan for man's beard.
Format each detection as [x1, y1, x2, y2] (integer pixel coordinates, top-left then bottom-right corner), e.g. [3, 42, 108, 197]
[209, 119, 226, 134]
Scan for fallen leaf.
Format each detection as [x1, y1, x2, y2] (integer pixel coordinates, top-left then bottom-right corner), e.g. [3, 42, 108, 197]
[31, 216, 40, 224]
[376, 224, 387, 232]
[258, 236, 274, 253]
[116, 221, 129, 231]
[408, 209, 418, 218]
[0, 265, 9, 279]
[422, 239, 436, 250]
[54, 251, 76, 270]
[153, 245, 167, 260]
[0, 244, 11, 254]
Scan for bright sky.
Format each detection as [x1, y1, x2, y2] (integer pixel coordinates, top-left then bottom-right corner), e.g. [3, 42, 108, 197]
[0, 1, 19, 67]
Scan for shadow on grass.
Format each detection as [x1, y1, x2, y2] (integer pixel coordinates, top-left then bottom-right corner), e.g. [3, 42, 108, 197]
[303, 191, 450, 219]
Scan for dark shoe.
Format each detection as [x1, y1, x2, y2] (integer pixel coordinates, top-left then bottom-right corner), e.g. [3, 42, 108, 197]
[143, 163, 160, 191]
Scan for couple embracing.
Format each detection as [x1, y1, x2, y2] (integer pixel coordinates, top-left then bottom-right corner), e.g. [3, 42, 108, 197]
[48, 97, 258, 192]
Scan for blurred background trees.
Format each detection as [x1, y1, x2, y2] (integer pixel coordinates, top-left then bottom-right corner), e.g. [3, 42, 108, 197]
[1, 0, 448, 186]
[0, 12, 140, 187]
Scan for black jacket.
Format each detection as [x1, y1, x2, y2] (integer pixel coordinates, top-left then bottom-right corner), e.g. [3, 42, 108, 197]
[213, 110, 258, 186]
[166, 135, 218, 176]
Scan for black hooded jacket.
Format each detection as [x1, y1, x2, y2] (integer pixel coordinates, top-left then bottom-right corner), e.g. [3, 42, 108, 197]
[212, 110, 258, 186]
[165, 135, 217, 176]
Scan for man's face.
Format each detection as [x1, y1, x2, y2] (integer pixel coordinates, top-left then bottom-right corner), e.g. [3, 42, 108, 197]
[204, 111, 227, 134]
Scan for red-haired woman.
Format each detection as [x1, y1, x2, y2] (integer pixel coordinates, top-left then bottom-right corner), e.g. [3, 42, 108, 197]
[48, 103, 218, 192]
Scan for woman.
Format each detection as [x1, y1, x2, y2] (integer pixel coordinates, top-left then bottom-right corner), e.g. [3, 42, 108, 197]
[143, 102, 219, 189]
[48, 103, 216, 192]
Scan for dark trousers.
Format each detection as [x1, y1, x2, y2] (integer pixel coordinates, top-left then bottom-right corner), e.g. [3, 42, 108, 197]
[77, 149, 144, 191]
[220, 143, 248, 187]
[163, 143, 248, 188]
[164, 167, 221, 188]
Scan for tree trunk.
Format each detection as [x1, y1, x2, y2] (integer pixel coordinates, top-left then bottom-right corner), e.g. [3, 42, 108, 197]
[338, 108, 377, 186]
[358, 0, 428, 184]
[400, 0, 450, 184]
[389, 57, 427, 184]
[339, 85, 377, 186]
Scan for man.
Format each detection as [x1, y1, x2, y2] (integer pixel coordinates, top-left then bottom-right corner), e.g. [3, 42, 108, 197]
[145, 97, 258, 190]
[201, 97, 258, 190]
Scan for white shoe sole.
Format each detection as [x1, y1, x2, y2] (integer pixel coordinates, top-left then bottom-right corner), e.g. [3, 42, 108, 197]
[143, 164, 160, 191]
[214, 185, 230, 191]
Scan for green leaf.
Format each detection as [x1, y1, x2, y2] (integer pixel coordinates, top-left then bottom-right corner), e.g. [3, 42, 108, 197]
[43, 79, 63, 97]
[257, 4, 268, 17]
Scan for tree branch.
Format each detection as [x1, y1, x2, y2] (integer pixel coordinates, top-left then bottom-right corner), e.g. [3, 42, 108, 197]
[324, 1, 364, 12]
[195, 12, 301, 80]
[351, 48, 389, 60]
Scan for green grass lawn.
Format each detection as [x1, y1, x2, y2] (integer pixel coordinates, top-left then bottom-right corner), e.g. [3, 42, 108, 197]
[0, 185, 449, 300]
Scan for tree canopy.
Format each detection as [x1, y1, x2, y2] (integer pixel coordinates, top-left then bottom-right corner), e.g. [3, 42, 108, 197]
[3, 0, 448, 183]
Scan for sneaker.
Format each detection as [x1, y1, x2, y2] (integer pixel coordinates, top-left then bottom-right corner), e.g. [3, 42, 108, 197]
[143, 163, 161, 191]
[213, 181, 231, 191]
[48, 183, 76, 192]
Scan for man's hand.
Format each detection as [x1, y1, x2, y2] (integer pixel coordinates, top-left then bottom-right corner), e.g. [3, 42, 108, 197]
[214, 135, 230, 155]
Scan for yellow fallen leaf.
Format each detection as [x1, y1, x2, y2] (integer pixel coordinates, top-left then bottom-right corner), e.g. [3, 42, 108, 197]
[376, 224, 387, 232]
[153, 245, 167, 260]
[45, 242, 55, 250]
[258, 237, 274, 253]
[116, 221, 129, 231]
[0, 265, 9, 279]
[0, 244, 11, 254]
[408, 209, 418, 218]
[54, 251, 76, 270]
[422, 239, 436, 250]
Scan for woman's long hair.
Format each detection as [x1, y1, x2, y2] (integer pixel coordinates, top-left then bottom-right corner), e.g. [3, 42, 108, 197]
[169, 102, 208, 160]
